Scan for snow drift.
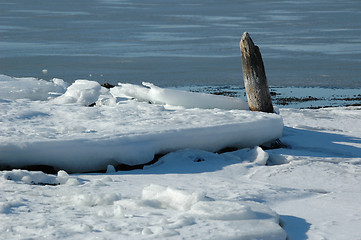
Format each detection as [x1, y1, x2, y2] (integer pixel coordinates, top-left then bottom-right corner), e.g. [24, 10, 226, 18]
[0, 75, 283, 172]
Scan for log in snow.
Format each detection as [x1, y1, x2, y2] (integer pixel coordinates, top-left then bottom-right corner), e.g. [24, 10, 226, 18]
[240, 32, 274, 113]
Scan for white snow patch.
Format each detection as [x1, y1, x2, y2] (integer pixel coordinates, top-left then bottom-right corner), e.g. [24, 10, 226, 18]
[0, 74, 68, 100]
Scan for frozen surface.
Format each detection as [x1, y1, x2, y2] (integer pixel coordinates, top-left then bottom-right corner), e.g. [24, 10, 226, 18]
[0, 171, 286, 240]
[0, 74, 68, 100]
[1, 0, 360, 88]
[0, 75, 282, 172]
[113, 82, 249, 110]
[2, 75, 361, 239]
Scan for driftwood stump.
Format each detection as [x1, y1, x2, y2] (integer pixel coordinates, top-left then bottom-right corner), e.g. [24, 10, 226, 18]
[240, 32, 274, 113]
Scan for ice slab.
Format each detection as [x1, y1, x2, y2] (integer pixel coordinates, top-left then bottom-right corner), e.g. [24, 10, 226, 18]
[0, 76, 283, 172]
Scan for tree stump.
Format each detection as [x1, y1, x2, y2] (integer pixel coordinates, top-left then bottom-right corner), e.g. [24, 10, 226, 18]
[240, 32, 274, 113]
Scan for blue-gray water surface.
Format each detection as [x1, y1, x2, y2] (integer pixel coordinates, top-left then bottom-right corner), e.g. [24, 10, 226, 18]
[1, 0, 361, 88]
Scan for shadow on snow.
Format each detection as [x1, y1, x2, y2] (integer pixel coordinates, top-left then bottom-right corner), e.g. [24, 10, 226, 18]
[273, 126, 361, 159]
[280, 215, 311, 240]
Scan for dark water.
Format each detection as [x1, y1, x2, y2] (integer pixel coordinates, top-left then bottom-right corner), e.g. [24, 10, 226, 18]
[1, 0, 361, 88]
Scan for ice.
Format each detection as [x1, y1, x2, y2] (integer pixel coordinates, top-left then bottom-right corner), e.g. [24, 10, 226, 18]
[223, 146, 269, 165]
[189, 200, 256, 220]
[52, 79, 102, 106]
[0, 75, 283, 172]
[141, 184, 207, 211]
[2, 169, 72, 185]
[0, 74, 68, 100]
[56, 170, 70, 184]
[106, 165, 116, 173]
[2, 75, 361, 239]
[1, 0, 360, 89]
[112, 82, 249, 110]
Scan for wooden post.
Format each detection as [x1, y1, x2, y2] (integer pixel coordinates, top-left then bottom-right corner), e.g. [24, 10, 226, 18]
[240, 32, 274, 113]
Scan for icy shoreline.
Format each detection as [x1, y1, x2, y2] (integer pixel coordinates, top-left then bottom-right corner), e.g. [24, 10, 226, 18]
[1, 74, 361, 239]
[0, 75, 282, 172]
[178, 85, 361, 109]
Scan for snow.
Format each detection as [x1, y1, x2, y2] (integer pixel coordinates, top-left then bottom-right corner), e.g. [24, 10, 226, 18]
[114, 82, 249, 110]
[3, 169, 70, 186]
[0, 168, 286, 239]
[52, 80, 103, 106]
[0, 74, 68, 100]
[1, 75, 361, 239]
[0, 75, 282, 172]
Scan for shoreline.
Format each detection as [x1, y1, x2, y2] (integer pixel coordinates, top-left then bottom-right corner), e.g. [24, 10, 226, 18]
[1, 73, 360, 109]
[175, 85, 361, 109]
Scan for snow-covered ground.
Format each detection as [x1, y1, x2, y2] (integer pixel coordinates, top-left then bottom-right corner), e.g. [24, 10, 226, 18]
[0, 75, 281, 173]
[1, 75, 361, 239]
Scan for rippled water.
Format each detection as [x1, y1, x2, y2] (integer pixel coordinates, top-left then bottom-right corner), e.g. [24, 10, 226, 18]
[1, 0, 360, 87]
